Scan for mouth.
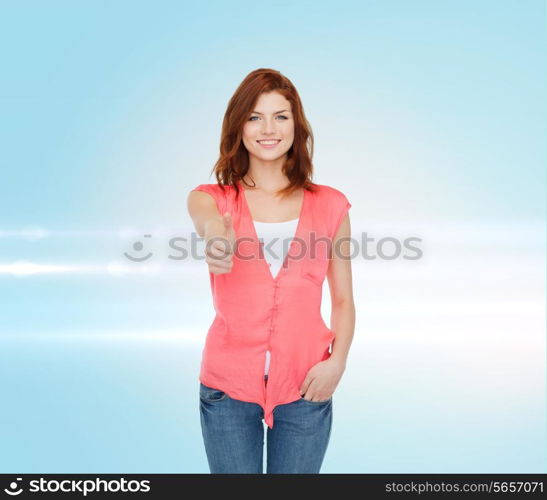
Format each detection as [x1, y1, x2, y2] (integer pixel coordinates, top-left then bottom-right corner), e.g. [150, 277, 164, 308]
[257, 139, 281, 148]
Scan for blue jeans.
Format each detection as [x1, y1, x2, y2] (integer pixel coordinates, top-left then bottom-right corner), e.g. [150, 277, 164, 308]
[199, 381, 333, 473]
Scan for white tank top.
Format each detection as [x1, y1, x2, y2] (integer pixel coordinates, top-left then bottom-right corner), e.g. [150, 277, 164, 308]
[252, 217, 299, 376]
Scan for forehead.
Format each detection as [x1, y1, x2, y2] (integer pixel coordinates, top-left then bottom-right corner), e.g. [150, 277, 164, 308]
[254, 91, 291, 111]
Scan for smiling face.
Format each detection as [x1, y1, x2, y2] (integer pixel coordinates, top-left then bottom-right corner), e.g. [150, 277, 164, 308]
[242, 91, 295, 163]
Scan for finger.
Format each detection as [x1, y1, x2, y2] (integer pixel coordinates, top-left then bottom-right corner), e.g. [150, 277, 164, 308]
[209, 262, 233, 274]
[206, 250, 233, 265]
[206, 257, 233, 270]
[206, 252, 233, 265]
[299, 377, 312, 396]
[205, 247, 226, 260]
[215, 235, 234, 251]
[305, 394, 321, 402]
[207, 240, 233, 259]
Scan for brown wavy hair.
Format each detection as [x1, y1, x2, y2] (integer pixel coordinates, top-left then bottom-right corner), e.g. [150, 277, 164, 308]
[208, 68, 318, 199]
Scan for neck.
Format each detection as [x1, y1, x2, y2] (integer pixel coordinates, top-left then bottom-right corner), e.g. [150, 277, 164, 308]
[243, 154, 291, 192]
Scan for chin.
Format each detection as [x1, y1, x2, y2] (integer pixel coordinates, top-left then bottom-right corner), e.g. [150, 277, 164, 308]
[255, 146, 290, 156]
[257, 153, 287, 161]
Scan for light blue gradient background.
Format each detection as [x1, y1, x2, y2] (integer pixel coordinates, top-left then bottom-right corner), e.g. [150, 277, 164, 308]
[0, 0, 545, 473]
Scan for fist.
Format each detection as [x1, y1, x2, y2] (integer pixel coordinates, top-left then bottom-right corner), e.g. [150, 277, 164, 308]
[206, 212, 235, 275]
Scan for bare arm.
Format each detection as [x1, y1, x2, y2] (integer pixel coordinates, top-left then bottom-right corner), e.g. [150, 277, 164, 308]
[299, 212, 356, 401]
[187, 190, 224, 239]
[326, 212, 356, 370]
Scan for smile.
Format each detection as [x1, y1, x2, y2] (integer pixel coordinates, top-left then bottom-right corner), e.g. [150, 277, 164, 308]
[257, 139, 281, 148]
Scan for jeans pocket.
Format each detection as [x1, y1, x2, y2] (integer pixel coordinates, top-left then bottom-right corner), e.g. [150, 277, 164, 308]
[199, 382, 228, 402]
[300, 395, 332, 404]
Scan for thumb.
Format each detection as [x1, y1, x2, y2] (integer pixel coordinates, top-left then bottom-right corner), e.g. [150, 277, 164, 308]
[222, 212, 232, 230]
[222, 212, 234, 239]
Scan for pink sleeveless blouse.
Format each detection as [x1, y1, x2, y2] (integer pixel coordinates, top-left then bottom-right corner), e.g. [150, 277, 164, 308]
[191, 180, 351, 428]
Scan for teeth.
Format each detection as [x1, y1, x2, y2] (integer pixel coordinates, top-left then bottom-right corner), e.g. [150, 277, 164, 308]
[258, 140, 280, 145]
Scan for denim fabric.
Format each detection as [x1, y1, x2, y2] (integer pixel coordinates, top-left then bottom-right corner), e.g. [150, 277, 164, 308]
[199, 382, 332, 473]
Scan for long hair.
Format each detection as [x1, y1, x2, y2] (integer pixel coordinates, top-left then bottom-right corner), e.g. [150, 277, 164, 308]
[209, 68, 318, 199]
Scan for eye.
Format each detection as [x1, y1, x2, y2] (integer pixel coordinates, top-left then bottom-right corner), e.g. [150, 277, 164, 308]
[248, 115, 289, 121]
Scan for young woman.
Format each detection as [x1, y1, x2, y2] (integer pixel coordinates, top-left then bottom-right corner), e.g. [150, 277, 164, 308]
[187, 68, 355, 474]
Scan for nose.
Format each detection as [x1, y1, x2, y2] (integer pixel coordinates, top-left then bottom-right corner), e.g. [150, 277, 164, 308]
[261, 117, 277, 135]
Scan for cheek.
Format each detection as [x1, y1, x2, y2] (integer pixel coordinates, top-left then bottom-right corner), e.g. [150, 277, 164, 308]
[241, 125, 255, 147]
[283, 124, 295, 144]
[283, 122, 295, 138]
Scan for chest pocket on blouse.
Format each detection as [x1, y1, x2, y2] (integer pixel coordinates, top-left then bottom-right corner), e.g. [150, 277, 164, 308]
[300, 230, 331, 286]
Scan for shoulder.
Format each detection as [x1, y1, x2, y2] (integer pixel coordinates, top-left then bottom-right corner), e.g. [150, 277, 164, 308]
[310, 184, 352, 238]
[190, 183, 232, 196]
[190, 183, 235, 202]
[310, 183, 351, 205]
[190, 183, 233, 212]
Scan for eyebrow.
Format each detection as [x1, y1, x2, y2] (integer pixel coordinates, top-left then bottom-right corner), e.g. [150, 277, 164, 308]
[251, 109, 290, 115]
